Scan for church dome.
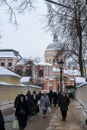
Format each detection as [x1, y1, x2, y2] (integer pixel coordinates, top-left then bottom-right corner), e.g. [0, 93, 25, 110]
[45, 33, 63, 51]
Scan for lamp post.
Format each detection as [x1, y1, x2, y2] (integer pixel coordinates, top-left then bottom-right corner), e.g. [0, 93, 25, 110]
[64, 76, 67, 87]
[58, 59, 64, 92]
[64, 76, 67, 92]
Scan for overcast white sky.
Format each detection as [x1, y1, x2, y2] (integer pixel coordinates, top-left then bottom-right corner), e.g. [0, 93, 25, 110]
[0, 0, 52, 59]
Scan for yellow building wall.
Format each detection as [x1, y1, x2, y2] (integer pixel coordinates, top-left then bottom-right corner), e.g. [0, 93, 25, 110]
[0, 85, 42, 105]
[0, 86, 26, 105]
[45, 50, 56, 64]
[0, 76, 20, 85]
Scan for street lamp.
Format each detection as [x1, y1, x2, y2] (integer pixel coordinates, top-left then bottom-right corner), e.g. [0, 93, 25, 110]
[64, 76, 67, 87]
[58, 59, 64, 92]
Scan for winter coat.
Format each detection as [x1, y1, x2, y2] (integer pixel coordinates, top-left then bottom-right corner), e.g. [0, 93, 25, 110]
[59, 95, 70, 111]
[0, 110, 5, 130]
[14, 94, 20, 109]
[48, 90, 53, 106]
[15, 94, 29, 128]
[26, 94, 34, 116]
[53, 92, 58, 105]
[40, 95, 50, 110]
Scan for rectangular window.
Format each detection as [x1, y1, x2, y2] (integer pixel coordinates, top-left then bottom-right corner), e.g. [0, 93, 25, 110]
[1, 62, 5, 66]
[8, 62, 12, 66]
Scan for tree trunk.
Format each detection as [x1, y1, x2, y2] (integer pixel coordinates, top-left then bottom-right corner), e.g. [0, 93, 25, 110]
[77, 20, 84, 77]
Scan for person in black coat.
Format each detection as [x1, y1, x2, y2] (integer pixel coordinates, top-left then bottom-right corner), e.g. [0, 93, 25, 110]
[31, 91, 38, 115]
[48, 90, 53, 107]
[58, 92, 70, 121]
[53, 92, 58, 107]
[26, 90, 34, 117]
[15, 94, 29, 130]
[0, 110, 5, 130]
[14, 94, 20, 109]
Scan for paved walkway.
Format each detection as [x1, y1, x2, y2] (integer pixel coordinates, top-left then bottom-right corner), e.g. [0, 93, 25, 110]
[46, 99, 87, 130]
[3, 99, 87, 130]
[0, 103, 14, 111]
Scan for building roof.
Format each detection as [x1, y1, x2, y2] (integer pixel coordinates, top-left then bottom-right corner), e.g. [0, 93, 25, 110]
[16, 58, 26, 66]
[37, 62, 52, 66]
[0, 49, 22, 58]
[20, 76, 31, 83]
[53, 67, 60, 72]
[45, 33, 63, 52]
[64, 69, 80, 76]
[0, 81, 25, 87]
[0, 66, 21, 78]
[75, 77, 86, 84]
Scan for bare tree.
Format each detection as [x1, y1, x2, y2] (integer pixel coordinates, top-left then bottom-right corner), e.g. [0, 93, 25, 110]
[45, 0, 87, 77]
[0, 0, 35, 25]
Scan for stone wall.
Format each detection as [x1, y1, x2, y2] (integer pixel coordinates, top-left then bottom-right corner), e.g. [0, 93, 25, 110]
[76, 84, 87, 109]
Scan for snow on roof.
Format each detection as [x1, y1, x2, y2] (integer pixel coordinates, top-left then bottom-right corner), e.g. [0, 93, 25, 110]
[33, 62, 38, 66]
[20, 76, 31, 83]
[0, 49, 22, 58]
[69, 78, 74, 81]
[49, 78, 54, 80]
[0, 82, 12, 86]
[37, 62, 52, 66]
[0, 82, 25, 87]
[0, 51, 16, 58]
[0, 66, 21, 78]
[20, 83, 26, 87]
[41, 89, 49, 93]
[45, 38, 63, 51]
[30, 85, 42, 89]
[75, 77, 86, 84]
[16, 59, 25, 66]
[53, 67, 60, 72]
[77, 82, 87, 88]
[64, 69, 80, 76]
[53, 68, 80, 75]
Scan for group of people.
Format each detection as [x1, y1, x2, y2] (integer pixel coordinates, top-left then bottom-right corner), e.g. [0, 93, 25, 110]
[45, 90, 70, 121]
[14, 90, 59, 130]
[14, 90, 41, 130]
[14, 90, 70, 129]
[0, 89, 70, 130]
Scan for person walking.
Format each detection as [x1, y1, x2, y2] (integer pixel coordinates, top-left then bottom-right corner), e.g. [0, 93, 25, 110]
[15, 94, 29, 130]
[14, 94, 20, 109]
[48, 90, 53, 107]
[40, 90, 50, 118]
[26, 90, 32, 117]
[58, 92, 70, 121]
[0, 109, 5, 130]
[31, 91, 38, 115]
[53, 91, 58, 107]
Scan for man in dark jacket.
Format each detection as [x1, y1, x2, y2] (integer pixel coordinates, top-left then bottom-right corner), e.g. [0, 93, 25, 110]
[59, 92, 70, 121]
[48, 90, 53, 107]
[0, 110, 5, 130]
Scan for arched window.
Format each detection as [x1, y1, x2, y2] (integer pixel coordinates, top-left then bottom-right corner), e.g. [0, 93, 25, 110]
[39, 70, 43, 77]
[27, 69, 32, 76]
